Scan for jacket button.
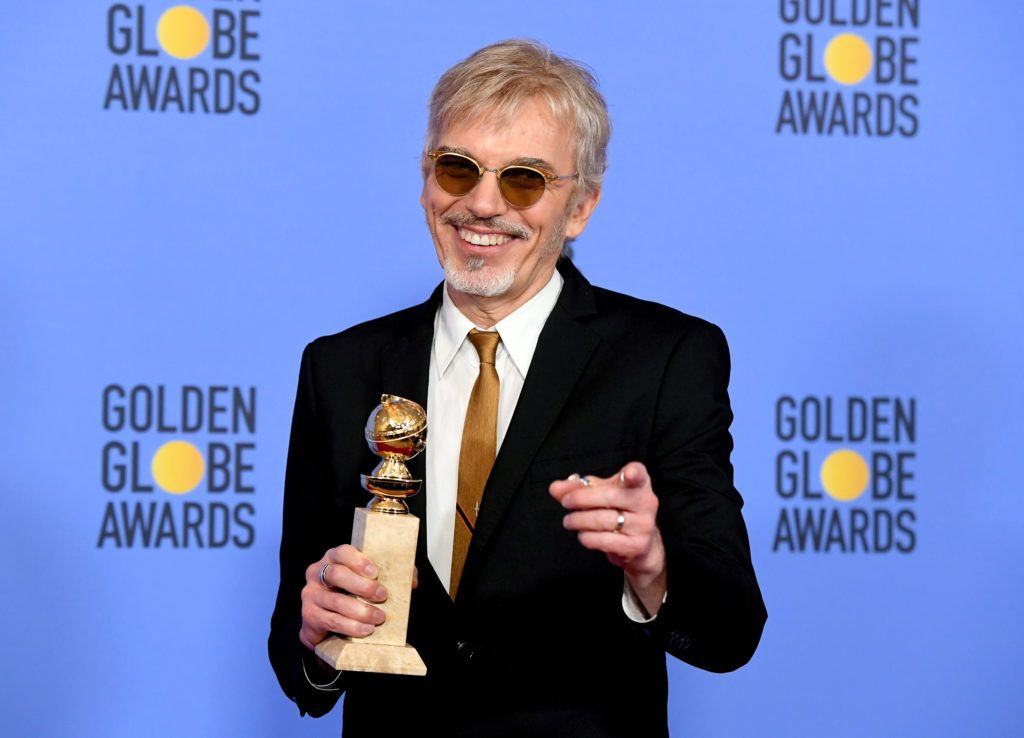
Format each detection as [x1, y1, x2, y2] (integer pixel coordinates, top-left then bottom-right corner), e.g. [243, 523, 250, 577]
[456, 640, 475, 664]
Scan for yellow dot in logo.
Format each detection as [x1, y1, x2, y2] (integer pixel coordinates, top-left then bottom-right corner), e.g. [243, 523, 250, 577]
[820, 449, 869, 502]
[824, 33, 873, 85]
[151, 440, 205, 494]
[157, 6, 210, 60]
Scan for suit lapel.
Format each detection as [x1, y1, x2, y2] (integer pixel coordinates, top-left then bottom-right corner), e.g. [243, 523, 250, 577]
[380, 284, 442, 557]
[460, 260, 600, 594]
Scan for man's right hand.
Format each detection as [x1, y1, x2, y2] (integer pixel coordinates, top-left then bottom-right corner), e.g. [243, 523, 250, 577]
[299, 544, 388, 651]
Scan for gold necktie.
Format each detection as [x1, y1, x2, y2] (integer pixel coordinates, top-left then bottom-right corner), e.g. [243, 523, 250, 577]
[450, 329, 501, 599]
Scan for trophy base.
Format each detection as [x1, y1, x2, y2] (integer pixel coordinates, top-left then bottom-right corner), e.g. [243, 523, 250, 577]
[313, 508, 425, 676]
[316, 636, 427, 676]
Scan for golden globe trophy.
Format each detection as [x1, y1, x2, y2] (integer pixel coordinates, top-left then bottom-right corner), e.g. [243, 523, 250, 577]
[315, 394, 428, 676]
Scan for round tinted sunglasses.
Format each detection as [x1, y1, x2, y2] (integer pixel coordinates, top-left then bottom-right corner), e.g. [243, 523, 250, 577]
[427, 150, 576, 209]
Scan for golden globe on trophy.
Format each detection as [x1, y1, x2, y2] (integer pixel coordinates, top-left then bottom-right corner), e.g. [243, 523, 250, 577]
[314, 394, 428, 676]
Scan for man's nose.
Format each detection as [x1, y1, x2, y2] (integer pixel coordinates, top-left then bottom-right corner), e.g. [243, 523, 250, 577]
[463, 170, 508, 218]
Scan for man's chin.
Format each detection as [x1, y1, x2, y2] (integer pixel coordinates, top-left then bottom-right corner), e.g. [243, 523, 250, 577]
[444, 259, 516, 298]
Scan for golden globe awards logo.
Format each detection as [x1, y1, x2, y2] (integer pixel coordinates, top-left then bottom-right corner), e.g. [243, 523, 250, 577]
[103, 2, 261, 115]
[97, 384, 257, 548]
[772, 395, 917, 553]
[776, 0, 919, 137]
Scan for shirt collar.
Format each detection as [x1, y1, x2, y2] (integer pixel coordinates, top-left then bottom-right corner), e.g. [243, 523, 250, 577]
[434, 268, 564, 378]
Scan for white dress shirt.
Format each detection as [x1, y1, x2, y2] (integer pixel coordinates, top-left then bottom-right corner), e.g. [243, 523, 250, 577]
[424, 269, 655, 622]
[426, 269, 563, 588]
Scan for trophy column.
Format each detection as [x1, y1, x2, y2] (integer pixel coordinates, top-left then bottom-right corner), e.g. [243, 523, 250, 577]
[315, 394, 428, 676]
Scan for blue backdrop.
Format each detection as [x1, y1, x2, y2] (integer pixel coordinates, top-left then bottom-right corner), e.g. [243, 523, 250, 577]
[2, 1, 1022, 736]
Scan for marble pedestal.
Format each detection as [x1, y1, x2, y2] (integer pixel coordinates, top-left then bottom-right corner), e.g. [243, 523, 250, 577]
[315, 508, 427, 676]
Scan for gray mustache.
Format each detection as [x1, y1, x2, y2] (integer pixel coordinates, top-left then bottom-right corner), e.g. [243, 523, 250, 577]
[442, 212, 530, 240]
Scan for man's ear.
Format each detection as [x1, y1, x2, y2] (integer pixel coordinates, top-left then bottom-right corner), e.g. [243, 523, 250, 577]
[564, 187, 602, 239]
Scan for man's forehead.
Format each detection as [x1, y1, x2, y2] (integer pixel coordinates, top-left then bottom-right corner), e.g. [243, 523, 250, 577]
[434, 102, 574, 166]
[440, 94, 569, 134]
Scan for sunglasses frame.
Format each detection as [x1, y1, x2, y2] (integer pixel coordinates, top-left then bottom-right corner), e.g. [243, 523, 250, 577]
[427, 150, 576, 208]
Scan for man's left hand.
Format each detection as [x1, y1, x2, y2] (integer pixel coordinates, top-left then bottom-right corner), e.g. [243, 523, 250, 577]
[549, 461, 667, 617]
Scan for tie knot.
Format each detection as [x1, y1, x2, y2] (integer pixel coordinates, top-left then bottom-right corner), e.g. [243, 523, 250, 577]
[468, 329, 501, 365]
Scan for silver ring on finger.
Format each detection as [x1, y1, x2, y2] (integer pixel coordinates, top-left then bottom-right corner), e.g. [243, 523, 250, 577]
[579, 475, 592, 487]
[319, 562, 332, 589]
[614, 510, 626, 533]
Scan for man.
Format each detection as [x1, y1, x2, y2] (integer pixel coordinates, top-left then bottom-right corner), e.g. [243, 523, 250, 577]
[270, 39, 766, 737]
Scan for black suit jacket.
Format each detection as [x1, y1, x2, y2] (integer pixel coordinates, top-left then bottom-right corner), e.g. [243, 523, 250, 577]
[269, 259, 766, 737]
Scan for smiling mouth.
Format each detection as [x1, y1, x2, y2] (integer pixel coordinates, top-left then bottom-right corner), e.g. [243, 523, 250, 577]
[457, 227, 515, 247]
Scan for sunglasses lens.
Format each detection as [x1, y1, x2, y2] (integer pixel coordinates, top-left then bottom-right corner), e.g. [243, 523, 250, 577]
[432, 153, 551, 207]
[499, 167, 547, 208]
[434, 154, 479, 196]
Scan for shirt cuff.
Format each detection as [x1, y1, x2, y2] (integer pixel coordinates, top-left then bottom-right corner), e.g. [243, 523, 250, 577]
[621, 575, 667, 624]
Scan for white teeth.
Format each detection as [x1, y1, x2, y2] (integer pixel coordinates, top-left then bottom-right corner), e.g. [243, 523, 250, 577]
[459, 228, 512, 246]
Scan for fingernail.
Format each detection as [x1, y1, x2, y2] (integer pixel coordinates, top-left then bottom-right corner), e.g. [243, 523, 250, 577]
[364, 563, 378, 578]
[374, 585, 388, 601]
[374, 610, 387, 625]
[358, 623, 374, 635]
[567, 473, 580, 481]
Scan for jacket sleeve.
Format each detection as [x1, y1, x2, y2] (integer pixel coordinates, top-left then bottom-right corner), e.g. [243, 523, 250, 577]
[646, 321, 767, 672]
[268, 343, 348, 716]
